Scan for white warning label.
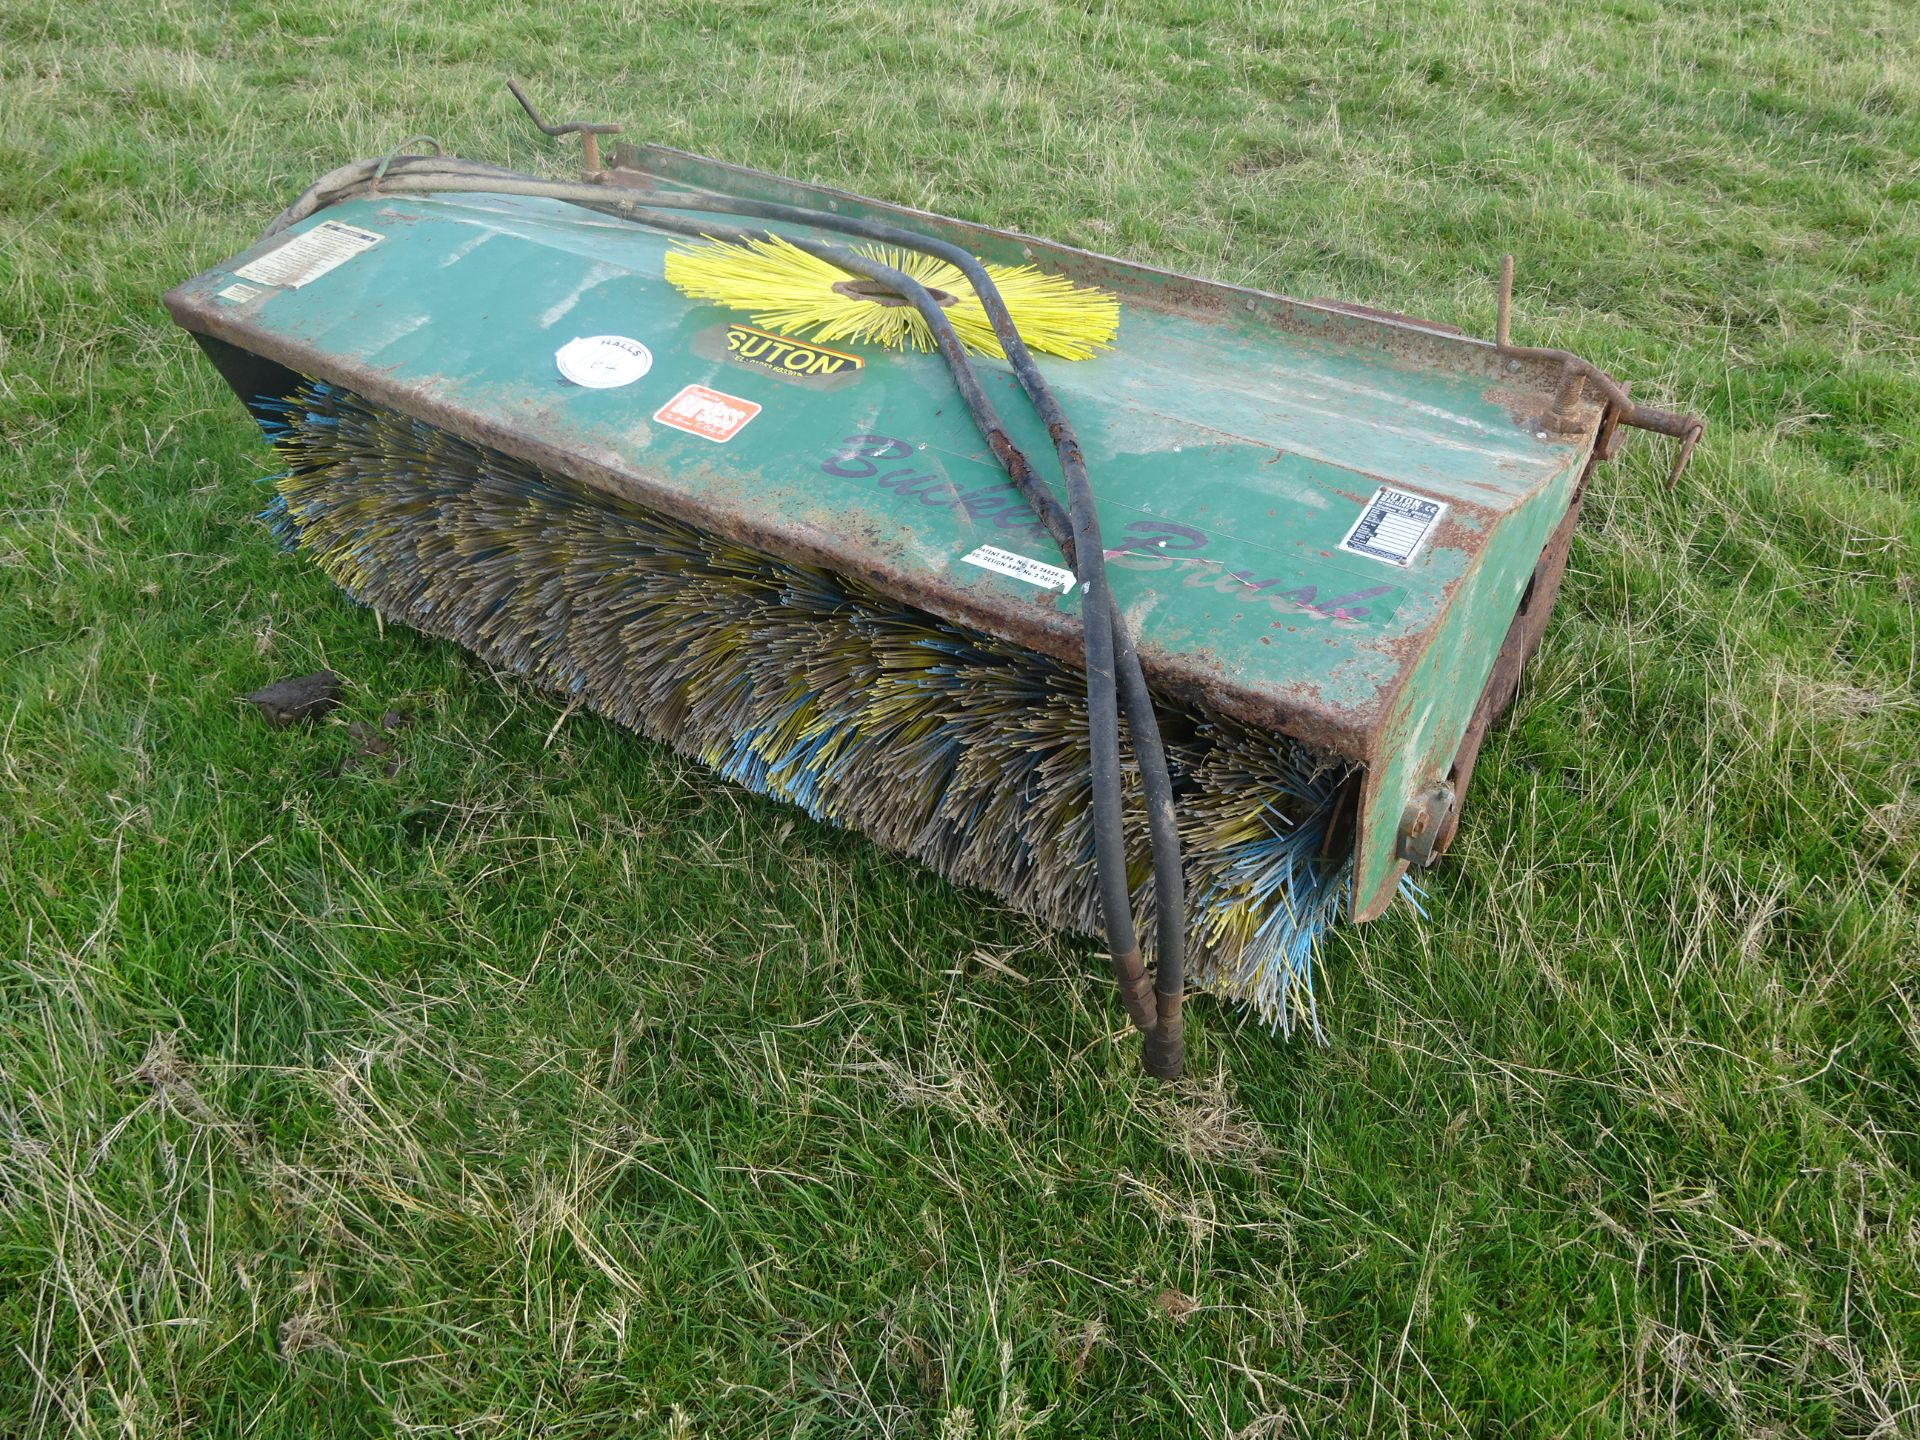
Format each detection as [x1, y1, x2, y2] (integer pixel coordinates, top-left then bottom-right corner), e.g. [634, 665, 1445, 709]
[1338, 487, 1447, 568]
[234, 221, 384, 289]
[961, 545, 1076, 594]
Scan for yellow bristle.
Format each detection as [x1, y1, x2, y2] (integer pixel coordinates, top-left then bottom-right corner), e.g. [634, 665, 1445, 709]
[662, 234, 1118, 360]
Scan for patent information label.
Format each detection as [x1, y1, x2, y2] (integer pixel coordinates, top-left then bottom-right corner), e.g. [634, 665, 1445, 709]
[235, 221, 384, 289]
[962, 544, 1076, 594]
[1338, 486, 1448, 568]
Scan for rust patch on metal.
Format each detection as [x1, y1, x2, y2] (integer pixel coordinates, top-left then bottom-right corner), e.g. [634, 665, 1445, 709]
[1310, 297, 1463, 336]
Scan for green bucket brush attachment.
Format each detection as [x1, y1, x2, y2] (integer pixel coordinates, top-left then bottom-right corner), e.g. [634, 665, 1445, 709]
[163, 95, 1700, 1077]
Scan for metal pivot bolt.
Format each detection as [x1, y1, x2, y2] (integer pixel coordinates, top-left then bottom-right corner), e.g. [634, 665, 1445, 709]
[1396, 781, 1456, 868]
[1544, 360, 1588, 434]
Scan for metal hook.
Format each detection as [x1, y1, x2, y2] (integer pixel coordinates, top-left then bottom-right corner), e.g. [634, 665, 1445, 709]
[505, 79, 621, 174]
[1492, 253, 1704, 484]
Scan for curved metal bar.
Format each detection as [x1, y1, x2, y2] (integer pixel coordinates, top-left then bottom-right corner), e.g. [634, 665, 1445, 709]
[505, 79, 622, 138]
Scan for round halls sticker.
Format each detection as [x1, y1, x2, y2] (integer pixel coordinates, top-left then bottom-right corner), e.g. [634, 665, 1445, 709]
[555, 335, 653, 389]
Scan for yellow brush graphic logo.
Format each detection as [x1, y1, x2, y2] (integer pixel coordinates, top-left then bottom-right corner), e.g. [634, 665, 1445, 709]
[725, 324, 863, 379]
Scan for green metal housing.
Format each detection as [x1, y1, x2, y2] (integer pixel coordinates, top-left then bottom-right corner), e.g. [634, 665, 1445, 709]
[163, 144, 1608, 921]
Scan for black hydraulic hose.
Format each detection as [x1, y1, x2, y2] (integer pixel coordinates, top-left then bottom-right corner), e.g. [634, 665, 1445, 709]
[781, 234, 1182, 1046]
[267, 157, 1185, 1071]
[730, 231, 1162, 1034]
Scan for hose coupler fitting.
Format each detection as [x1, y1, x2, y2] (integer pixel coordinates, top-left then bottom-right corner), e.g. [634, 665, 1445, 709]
[1142, 990, 1185, 1081]
[1142, 1016, 1186, 1081]
[1110, 948, 1159, 1034]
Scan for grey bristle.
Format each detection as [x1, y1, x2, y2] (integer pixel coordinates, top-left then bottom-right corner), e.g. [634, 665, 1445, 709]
[266, 382, 1396, 1034]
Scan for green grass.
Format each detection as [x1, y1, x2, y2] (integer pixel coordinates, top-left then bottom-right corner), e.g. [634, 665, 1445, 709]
[3, 1, 1918, 1434]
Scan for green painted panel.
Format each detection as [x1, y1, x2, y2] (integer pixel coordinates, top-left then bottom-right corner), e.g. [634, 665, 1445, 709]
[1351, 461, 1581, 917]
[168, 183, 1595, 917]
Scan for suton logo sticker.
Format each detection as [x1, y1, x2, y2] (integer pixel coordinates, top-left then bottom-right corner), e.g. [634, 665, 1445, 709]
[724, 324, 863, 381]
[653, 384, 762, 443]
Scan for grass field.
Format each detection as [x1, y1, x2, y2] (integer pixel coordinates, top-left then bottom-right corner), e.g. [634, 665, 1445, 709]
[4, 2, 1918, 1435]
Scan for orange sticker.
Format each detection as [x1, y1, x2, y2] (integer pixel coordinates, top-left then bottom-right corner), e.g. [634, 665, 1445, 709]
[653, 384, 762, 443]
